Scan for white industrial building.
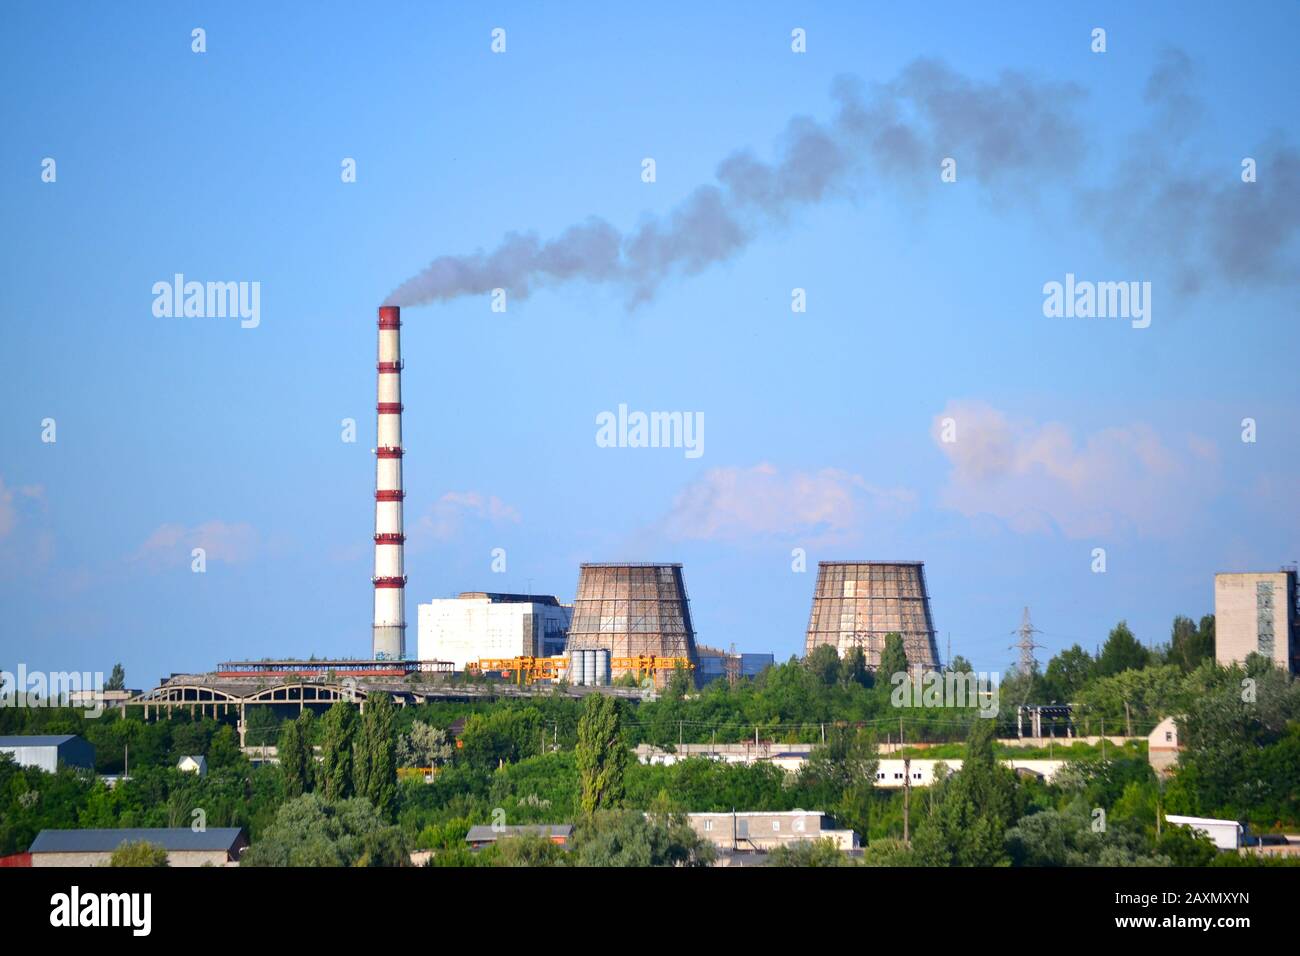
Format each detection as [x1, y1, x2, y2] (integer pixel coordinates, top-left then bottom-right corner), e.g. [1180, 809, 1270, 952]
[686, 811, 858, 852]
[417, 592, 572, 670]
[0, 734, 95, 773]
[1214, 570, 1299, 674]
[1164, 815, 1246, 851]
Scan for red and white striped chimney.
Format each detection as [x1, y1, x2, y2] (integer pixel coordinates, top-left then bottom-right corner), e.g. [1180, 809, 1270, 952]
[372, 305, 406, 660]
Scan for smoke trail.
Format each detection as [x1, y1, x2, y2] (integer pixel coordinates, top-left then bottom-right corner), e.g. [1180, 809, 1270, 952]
[1084, 49, 1300, 294]
[385, 59, 1091, 308]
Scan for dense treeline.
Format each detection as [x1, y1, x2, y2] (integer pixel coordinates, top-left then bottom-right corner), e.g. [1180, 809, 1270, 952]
[2, 611, 1297, 865]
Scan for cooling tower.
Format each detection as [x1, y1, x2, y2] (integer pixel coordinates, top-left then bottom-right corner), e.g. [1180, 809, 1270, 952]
[804, 561, 940, 670]
[566, 563, 698, 683]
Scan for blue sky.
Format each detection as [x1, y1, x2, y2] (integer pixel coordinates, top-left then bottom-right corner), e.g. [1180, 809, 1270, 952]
[2, 2, 1297, 686]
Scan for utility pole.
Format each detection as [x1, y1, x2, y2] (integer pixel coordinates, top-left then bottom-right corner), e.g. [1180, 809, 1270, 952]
[1101, 719, 1106, 760]
[124, 743, 129, 780]
[903, 756, 912, 846]
[1124, 700, 1133, 738]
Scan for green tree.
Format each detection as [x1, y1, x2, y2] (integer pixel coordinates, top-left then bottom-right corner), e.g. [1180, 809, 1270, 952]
[841, 647, 871, 688]
[207, 725, 243, 770]
[877, 633, 909, 684]
[1043, 644, 1096, 702]
[241, 793, 407, 867]
[1168, 615, 1215, 673]
[766, 838, 851, 867]
[862, 838, 917, 867]
[354, 693, 397, 819]
[806, 644, 841, 686]
[569, 809, 714, 867]
[108, 840, 169, 867]
[1005, 805, 1166, 867]
[492, 832, 568, 867]
[665, 663, 693, 701]
[105, 664, 126, 691]
[319, 702, 356, 801]
[244, 707, 281, 747]
[798, 726, 878, 838]
[912, 718, 1020, 867]
[576, 694, 627, 815]
[1098, 621, 1149, 677]
[277, 710, 315, 798]
[397, 720, 452, 769]
[1156, 824, 1219, 866]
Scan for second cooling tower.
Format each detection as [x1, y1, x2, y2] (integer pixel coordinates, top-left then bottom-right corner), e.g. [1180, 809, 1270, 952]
[804, 561, 941, 670]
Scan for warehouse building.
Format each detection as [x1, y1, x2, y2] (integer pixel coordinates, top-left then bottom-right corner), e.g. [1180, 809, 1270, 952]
[416, 592, 571, 671]
[687, 811, 857, 852]
[0, 735, 95, 773]
[1214, 569, 1300, 674]
[696, 648, 776, 684]
[28, 828, 248, 867]
[464, 824, 572, 850]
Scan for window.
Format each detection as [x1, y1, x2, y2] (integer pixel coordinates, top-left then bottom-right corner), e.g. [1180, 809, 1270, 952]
[704, 819, 713, 832]
[1165, 731, 1173, 742]
[772, 821, 780, 832]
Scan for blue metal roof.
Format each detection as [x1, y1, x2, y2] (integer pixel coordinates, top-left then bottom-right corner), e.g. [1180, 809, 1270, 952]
[30, 828, 245, 854]
[0, 735, 80, 747]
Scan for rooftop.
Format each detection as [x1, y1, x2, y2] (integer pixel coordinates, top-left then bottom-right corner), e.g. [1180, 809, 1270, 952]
[0, 735, 81, 747]
[465, 824, 573, 843]
[454, 592, 561, 606]
[29, 827, 246, 854]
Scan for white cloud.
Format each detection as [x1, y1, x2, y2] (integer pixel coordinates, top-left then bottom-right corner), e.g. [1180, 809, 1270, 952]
[932, 400, 1219, 538]
[661, 462, 916, 544]
[413, 491, 522, 544]
[135, 520, 259, 568]
[0, 477, 43, 540]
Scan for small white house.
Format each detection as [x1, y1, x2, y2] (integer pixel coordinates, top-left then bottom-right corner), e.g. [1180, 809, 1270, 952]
[1164, 814, 1244, 850]
[177, 755, 207, 777]
[1147, 715, 1183, 775]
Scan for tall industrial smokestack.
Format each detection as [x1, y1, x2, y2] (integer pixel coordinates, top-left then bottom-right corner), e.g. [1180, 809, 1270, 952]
[372, 305, 406, 659]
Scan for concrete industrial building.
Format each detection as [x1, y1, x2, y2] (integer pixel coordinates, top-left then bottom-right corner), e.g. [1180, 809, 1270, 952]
[417, 592, 572, 670]
[28, 828, 247, 867]
[566, 563, 699, 684]
[687, 811, 858, 852]
[1214, 569, 1300, 674]
[696, 647, 776, 684]
[1164, 816, 1246, 852]
[464, 824, 572, 850]
[0, 735, 95, 773]
[804, 561, 941, 670]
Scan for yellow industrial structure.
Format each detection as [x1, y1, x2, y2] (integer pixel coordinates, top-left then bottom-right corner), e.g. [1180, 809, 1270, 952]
[466, 655, 694, 686]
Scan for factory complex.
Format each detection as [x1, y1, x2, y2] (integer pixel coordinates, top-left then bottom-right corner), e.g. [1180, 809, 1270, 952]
[103, 308, 1299, 721]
